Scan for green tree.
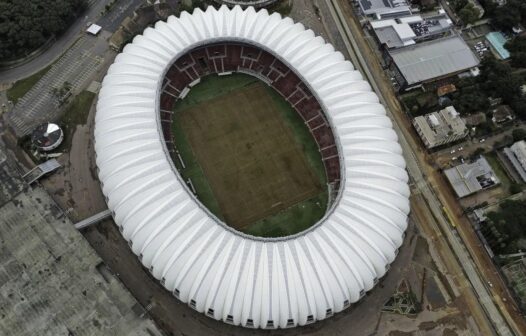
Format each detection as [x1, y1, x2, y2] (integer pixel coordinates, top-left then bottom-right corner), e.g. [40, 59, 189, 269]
[459, 3, 480, 25]
[512, 128, 526, 142]
[0, 0, 88, 61]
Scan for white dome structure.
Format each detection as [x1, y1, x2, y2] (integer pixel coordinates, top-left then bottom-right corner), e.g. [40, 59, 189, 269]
[94, 5, 410, 329]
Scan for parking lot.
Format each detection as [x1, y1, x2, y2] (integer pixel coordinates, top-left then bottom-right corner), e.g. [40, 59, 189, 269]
[7, 33, 110, 136]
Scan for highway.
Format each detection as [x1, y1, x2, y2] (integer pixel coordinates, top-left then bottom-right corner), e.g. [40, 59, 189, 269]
[324, 0, 522, 335]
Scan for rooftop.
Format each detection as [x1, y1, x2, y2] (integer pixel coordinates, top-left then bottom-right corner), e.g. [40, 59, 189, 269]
[412, 106, 468, 148]
[359, 0, 411, 18]
[444, 156, 500, 198]
[389, 35, 479, 85]
[486, 32, 510, 60]
[371, 14, 452, 49]
[0, 148, 162, 336]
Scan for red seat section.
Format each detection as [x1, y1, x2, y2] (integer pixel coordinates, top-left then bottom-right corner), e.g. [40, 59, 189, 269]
[160, 42, 341, 184]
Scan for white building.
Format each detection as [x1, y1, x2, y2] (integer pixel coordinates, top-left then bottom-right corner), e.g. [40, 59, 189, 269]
[504, 140, 526, 182]
[358, 0, 411, 19]
[444, 156, 500, 198]
[413, 106, 468, 149]
[95, 6, 410, 329]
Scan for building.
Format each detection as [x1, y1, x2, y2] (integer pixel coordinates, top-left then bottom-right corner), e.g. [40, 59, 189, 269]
[371, 13, 452, 50]
[504, 140, 526, 182]
[358, 0, 412, 19]
[445, 156, 500, 198]
[491, 105, 515, 125]
[212, 0, 279, 8]
[486, 32, 510, 60]
[31, 122, 63, 151]
[413, 106, 468, 149]
[371, 18, 417, 49]
[95, 6, 410, 329]
[388, 35, 479, 89]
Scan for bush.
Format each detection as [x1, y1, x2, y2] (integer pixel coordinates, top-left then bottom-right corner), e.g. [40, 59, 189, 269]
[509, 183, 523, 194]
[512, 129, 526, 142]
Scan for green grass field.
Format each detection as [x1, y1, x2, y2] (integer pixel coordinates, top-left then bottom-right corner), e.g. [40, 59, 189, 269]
[171, 73, 328, 237]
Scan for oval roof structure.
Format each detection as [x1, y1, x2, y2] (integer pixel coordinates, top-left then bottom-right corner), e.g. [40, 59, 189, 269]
[95, 5, 410, 329]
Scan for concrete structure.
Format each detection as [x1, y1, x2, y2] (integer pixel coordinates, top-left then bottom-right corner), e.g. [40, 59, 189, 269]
[371, 18, 417, 49]
[388, 35, 479, 88]
[486, 32, 510, 60]
[95, 6, 410, 329]
[444, 156, 500, 198]
[31, 122, 63, 151]
[413, 106, 468, 149]
[504, 140, 526, 183]
[212, 0, 279, 8]
[0, 148, 162, 336]
[86, 23, 102, 35]
[358, 0, 411, 19]
[371, 13, 452, 50]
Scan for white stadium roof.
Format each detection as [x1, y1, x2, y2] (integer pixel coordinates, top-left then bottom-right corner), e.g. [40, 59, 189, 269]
[95, 6, 410, 329]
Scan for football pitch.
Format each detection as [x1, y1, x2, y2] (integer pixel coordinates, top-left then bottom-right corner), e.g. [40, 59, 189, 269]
[171, 73, 328, 237]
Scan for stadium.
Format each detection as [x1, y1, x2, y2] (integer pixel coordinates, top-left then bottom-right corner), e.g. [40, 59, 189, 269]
[94, 5, 410, 329]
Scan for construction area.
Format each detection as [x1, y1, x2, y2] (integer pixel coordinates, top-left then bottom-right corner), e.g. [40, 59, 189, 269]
[172, 74, 327, 237]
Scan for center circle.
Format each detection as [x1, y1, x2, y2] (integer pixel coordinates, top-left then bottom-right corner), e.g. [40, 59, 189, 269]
[159, 42, 341, 238]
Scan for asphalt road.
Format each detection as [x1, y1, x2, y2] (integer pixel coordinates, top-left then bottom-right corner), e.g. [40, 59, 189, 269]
[325, 0, 521, 335]
[97, 0, 145, 33]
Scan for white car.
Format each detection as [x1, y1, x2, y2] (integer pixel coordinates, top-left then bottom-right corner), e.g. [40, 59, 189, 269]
[450, 149, 456, 154]
[458, 147, 464, 151]
[480, 138, 486, 143]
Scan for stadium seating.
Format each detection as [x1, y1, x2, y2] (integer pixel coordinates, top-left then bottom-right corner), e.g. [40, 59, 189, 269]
[160, 42, 342, 184]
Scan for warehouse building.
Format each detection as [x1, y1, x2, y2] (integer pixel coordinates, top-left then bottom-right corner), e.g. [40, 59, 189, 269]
[413, 106, 468, 149]
[445, 156, 500, 198]
[387, 35, 479, 90]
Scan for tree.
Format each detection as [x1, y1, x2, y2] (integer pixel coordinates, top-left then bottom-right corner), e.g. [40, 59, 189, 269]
[492, 5, 521, 31]
[505, 37, 526, 68]
[458, 3, 480, 25]
[512, 128, 526, 142]
[0, 0, 88, 61]
[511, 99, 526, 121]
[509, 183, 523, 194]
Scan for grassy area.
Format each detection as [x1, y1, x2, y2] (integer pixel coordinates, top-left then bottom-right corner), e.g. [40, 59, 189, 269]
[171, 111, 224, 220]
[243, 192, 328, 237]
[171, 73, 328, 237]
[6, 65, 51, 104]
[174, 74, 257, 110]
[266, 85, 327, 184]
[486, 153, 512, 192]
[59, 90, 96, 150]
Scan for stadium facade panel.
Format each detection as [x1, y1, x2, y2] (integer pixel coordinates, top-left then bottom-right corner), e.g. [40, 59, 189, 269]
[95, 5, 410, 329]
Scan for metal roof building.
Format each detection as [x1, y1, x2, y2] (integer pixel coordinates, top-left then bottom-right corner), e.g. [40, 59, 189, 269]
[358, 0, 411, 19]
[95, 6, 410, 329]
[389, 36, 479, 86]
[444, 156, 500, 198]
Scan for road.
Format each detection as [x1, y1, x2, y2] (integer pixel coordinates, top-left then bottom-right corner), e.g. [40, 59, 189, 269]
[432, 123, 526, 168]
[325, 0, 525, 335]
[4, 0, 146, 136]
